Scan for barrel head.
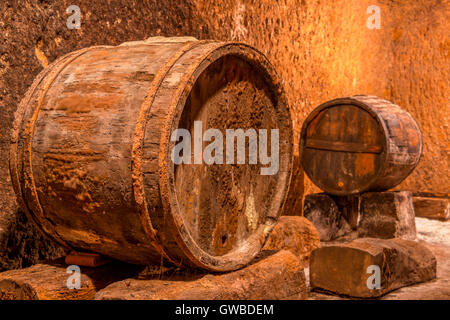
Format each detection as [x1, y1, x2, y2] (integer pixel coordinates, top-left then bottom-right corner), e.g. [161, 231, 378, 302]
[301, 104, 384, 195]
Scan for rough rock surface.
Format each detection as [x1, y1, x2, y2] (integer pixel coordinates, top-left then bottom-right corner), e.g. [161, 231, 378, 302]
[263, 216, 320, 266]
[304, 193, 352, 241]
[0, 209, 66, 272]
[310, 238, 437, 298]
[413, 197, 449, 221]
[358, 191, 417, 240]
[381, 242, 450, 300]
[95, 250, 308, 300]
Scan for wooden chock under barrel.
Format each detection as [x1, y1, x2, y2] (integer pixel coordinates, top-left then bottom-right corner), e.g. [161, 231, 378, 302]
[65, 251, 111, 268]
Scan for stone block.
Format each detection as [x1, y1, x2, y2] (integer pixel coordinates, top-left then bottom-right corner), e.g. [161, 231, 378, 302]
[304, 193, 352, 241]
[263, 216, 321, 266]
[358, 191, 416, 240]
[310, 238, 436, 298]
[413, 197, 449, 221]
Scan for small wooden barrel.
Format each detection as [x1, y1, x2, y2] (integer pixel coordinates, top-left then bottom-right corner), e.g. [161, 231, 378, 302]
[299, 95, 422, 195]
[10, 38, 293, 271]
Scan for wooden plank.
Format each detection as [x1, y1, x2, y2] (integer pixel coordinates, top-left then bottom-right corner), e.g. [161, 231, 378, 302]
[0, 259, 142, 300]
[65, 251, 111, 267]
[305, 138, 383, 153]
[413, 192, 450, 199]
[413, 197, 449, 221]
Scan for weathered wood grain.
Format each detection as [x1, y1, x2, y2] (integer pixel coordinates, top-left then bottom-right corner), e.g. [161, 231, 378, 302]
[299, 95, 422, 195]
[0, 260, 142, 300]
[10, 39, 293, 272]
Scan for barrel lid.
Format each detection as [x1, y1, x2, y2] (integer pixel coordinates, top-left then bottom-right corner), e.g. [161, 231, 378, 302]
[157, 42, 293, 271]
[299, 97, 388, 195]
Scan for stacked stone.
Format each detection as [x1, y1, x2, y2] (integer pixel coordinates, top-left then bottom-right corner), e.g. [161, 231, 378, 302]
[300, 96, 437, 298]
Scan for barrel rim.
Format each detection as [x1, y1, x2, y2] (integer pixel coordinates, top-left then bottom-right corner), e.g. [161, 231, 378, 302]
[131, 40, 206, 265]
[350, 95, 423, 191]
[299, 96, 390, 196]
[158, 42, 293, 271]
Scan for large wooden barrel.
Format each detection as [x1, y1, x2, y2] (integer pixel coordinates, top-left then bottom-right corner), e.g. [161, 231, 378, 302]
[10, 38, 293, 271]
[299, 95, 422, 196]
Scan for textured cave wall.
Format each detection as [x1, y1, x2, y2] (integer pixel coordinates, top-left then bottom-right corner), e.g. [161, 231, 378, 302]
[0, 209, 66, 271]
[380, 0, 449, 195]
[194, 0, 450, 197]
[0, 0, 211, 270]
